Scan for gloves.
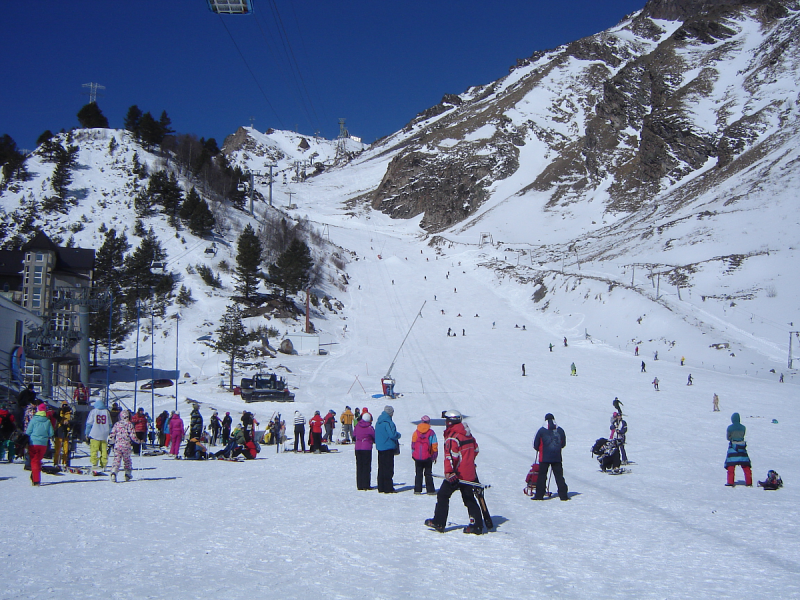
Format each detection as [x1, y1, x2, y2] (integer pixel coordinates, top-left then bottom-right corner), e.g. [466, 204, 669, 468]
[446, 472, 458, 484]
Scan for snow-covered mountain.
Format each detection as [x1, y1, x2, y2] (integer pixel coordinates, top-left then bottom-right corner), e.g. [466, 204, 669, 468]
[2, 2, 799, 597]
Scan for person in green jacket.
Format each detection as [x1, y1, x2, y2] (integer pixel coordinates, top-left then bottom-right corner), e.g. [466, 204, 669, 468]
[25, 403, 54, 486]
[725, 413, 752, 487]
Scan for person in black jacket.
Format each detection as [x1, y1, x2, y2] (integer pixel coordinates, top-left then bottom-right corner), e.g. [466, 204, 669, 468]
[209, 411, 222, 446]
[185, 404, 203, 458]
[532, 413, 569, 501]
[221, 412, 233, 445]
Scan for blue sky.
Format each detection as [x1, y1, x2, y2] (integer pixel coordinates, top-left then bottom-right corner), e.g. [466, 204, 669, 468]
[2, 0, 646, 151]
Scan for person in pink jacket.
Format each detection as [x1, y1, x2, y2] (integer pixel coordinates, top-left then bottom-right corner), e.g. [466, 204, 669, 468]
[108, 410, 140, 482]
[168, 412, 184, 457]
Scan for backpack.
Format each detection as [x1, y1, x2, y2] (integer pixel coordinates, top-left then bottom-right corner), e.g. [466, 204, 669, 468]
[758, 470, 783, 490]
[591, 437, 609, 456]
[412, 429, 433, 461]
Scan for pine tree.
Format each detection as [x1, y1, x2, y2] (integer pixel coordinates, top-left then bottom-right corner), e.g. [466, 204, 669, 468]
[138, 111, 159, 148]
[50, 144, 79, 203]
[89, 228, 132, 365]
[124, 229, 167, 292]
[124, 105, 142, 137]
[189, 198, 215, 236]
[0, 134, 29, 183]
[213, 304, 256, 389]
[176, 285, 195, 306]
[235, 224, 262, 301]
[36, 130, 54, 147]
[268, 238, 313, 298]
[77, 102, 109, 128]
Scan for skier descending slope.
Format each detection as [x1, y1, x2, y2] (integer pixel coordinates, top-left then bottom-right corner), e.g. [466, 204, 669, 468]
[425, 410, 484, 534]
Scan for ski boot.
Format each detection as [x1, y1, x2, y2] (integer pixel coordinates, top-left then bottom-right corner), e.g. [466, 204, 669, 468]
[110, 472, 117, 483]
[424, 519, 445, 533]
[463, 520, 484, 535]
[125, 473, 132, 482]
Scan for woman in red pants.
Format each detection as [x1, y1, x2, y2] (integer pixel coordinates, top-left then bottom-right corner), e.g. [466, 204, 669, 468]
[25, 403, 54, 486]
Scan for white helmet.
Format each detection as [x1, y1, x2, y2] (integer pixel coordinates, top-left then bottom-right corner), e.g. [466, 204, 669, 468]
[443, 410, 462, 424]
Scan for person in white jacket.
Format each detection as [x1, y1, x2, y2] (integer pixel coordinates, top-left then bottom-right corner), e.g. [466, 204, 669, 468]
[85, 399, 112, 475]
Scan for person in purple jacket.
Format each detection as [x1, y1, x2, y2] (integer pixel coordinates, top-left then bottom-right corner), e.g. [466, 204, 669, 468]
[353, 412, 375, 490]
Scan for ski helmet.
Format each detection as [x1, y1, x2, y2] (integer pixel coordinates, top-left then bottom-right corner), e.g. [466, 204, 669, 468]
[443, 410, 462, 424]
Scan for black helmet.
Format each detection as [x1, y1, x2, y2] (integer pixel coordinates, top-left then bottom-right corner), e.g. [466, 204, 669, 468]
[443, 410, 462, 424]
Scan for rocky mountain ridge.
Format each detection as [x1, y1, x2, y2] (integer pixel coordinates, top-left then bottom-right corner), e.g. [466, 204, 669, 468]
[358, 0, 799, 234]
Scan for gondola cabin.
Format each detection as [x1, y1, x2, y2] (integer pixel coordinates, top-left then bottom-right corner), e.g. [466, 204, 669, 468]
[207, 0, 253, 14]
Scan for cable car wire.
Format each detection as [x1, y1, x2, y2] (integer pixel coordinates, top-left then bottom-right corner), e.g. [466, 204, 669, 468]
[217, 14, 285, 128]
[267, 0, 322, 133]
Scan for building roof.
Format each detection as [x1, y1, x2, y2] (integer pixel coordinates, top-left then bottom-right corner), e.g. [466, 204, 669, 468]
[21, 231, 60, 252]
[56, 247, 95, 274]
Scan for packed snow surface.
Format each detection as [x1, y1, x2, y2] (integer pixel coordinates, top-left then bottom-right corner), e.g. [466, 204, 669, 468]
[2, 220, 798, 599]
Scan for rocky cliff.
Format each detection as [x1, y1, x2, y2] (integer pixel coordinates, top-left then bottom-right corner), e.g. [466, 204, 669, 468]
[365, 0, 800, 232]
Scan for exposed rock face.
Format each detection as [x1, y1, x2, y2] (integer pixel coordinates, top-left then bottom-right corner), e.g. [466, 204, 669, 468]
[364, 0, 799, 231]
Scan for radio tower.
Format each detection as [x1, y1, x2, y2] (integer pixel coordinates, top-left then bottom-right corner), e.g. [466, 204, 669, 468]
[82, 82, 105, 104]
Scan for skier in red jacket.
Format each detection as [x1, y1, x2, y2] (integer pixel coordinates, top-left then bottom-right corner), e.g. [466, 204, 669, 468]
[309, 411, 324, 453]
[425, 410, 484, 534]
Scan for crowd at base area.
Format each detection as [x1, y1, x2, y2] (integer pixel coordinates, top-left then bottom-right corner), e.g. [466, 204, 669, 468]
[0, 390, 785, 498]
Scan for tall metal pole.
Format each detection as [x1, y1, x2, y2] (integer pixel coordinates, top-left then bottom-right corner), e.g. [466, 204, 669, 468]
[133, 299, 140, 411]
[175, 315, 179, 413]
[249, 172, 255, 216]
[790, 331, 796, 370]
[268, 165, 274, 206]
[151, 306, 155, 413]
[105, 293, 113, 406]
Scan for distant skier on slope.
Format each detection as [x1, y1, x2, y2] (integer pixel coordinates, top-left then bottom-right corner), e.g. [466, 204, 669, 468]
[570, 362, 577, 376]
[612, 397, 623, 416]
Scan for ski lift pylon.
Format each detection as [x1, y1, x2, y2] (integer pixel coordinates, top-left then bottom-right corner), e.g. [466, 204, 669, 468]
[207, 0, 253, 15]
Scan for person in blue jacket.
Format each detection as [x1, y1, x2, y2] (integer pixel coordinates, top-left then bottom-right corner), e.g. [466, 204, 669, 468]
[26, 403, 54, 486]
[375, 405, 401, 493]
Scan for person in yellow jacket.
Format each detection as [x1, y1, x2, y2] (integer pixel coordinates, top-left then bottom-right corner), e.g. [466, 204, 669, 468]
[340, 406, 355, 444]
[53, 403, 73, 467]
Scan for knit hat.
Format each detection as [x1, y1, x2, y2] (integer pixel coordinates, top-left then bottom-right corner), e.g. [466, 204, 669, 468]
[384, 405, 394, 416]
[346, 406, 351, 410]
[362, 413, 372, 423]
[315, 410, 320, 415]
[545, 413, 555, 422]
[37, 403, 47, 412]
[421, 415, 430, 423]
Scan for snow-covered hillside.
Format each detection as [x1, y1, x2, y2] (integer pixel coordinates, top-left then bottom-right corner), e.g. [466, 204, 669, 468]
[1, 209, 798, 599]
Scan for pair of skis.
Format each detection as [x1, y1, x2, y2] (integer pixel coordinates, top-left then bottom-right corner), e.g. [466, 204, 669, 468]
[432, 475, 493, 530]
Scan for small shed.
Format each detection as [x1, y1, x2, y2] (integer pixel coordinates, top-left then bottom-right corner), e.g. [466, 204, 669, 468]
[285, 332, 320, 355]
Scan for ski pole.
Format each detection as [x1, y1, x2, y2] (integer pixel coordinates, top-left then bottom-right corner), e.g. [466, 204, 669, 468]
[432, 474, 491, 489]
